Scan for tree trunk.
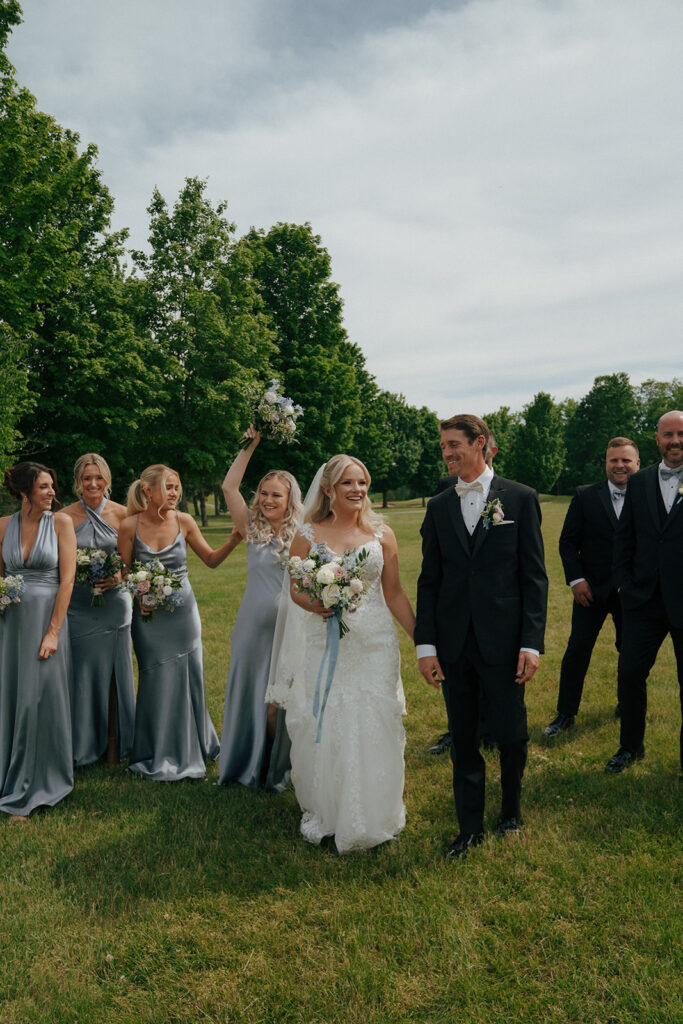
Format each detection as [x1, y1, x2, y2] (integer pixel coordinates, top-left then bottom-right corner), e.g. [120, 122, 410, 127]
[192, 492, 200, 517]
[199, 488, 208, 528]
[382, 491, 388, 509]
[422, 495, 426, 508]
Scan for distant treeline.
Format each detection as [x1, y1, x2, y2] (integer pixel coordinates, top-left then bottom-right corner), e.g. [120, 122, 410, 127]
[1, 4, 680, 517]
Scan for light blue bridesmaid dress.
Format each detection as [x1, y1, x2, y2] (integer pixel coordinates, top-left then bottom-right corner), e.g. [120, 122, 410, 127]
[128, 514, 219, 780]
[0, 511, 73, 816]
[218, 535, 291, 791]
[68, 499, 136, 766]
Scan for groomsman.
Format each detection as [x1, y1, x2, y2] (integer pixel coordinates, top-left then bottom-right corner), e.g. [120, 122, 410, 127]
[543, 437, 640, 738]
[416, 415, 547, 858]
[605, 410, 683, 773]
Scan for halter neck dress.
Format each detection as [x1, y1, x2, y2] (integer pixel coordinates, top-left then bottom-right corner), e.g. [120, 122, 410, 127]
[218, 530, 291, 790]
[128, 514, 220, 780]
[0, 511, 74, 816]
[68, 498, 136, 765]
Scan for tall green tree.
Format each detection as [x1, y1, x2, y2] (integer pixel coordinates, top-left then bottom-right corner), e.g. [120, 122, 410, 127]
[371, 392, 422, 507]
[633, 378, 683, 465]
[483, 406, 521, 478]
[410, 406, 443, 504]
[130, 179, 276, 512]
[562, 373, 637, 488]
[1, 1, 152, 492]
[510, 392, 565, 493]
[242, 222, 362, 490]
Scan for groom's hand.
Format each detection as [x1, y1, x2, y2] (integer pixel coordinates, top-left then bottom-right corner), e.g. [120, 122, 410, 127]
[515, 650, 539, 684]
[418, 656, 444, 688]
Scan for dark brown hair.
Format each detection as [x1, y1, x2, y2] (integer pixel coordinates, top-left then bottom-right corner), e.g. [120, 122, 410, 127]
[3, 462, 62, 510]
[440, 414, 491, 447]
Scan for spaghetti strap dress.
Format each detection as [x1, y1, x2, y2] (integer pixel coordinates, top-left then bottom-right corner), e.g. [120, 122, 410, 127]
[68, 498, 136, 765]
[128, 515, 219, 780]
[0, 511, 74, 816]
[218, 533, 291, 791]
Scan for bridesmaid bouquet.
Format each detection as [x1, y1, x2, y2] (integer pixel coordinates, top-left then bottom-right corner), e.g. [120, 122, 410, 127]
[75, 547, 124, 606]
[287, 543, 369, 639]
[0, 574, 25, 616]
[239, 378, 303, 449]
[124, 558, 183, 622]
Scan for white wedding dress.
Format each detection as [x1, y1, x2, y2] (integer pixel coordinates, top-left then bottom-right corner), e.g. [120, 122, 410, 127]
[267, 524, 406, 853]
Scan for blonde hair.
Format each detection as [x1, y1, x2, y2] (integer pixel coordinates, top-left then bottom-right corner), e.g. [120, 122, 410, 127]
[305, 455, 383, 532]
[126, 465, 182, 517]
[248, 471, 302, 556]
[73, 453, 112, 499]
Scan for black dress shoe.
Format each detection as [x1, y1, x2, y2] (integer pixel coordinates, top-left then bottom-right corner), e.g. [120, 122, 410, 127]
[446, 831, 484, 860]
[496, 816, 522, 838]
[604, 746, 645, 774]
[543, 713, 575, 738]
[428, 732, 452, 755]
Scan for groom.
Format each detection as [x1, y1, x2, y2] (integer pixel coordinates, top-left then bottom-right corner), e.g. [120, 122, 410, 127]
[415, 414, 548, 858]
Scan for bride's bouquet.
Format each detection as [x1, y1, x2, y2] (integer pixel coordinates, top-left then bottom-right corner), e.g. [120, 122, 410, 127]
[239, 378, 303, 449]
[287, 542, 368, 639]
[0, 574, 25, 616]
[124, 558, 183, 622]
[75, 547, 124, 606]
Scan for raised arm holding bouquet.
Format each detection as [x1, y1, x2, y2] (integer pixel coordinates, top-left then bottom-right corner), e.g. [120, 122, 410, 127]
[218, 426, 302, 791]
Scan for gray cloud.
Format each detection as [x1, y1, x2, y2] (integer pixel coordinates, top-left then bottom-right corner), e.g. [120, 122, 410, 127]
[8, 0, 683, 417]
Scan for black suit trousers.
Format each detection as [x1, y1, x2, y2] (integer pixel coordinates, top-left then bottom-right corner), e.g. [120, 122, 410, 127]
[442, 628, 528, 835]
[557, 590, 622, 716]
[618, 589, 683, 765]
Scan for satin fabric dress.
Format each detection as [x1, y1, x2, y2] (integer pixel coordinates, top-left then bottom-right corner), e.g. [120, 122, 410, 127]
[218, 537, 291, 790]
[68, 499, 136, 765]
[128, 516, 219, 780]
[0, 511, 74, 816]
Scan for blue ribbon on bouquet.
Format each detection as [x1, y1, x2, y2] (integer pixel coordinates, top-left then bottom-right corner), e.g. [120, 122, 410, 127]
[312, 609, 343, 743]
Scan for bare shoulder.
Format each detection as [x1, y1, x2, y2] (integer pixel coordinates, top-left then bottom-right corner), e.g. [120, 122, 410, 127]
[108, 500, 129, 519]
[0, 514, 11, 538]
[54, 511, 76, 533]
[177, 510, 198, 532]
[118, 514, 137, 536]
[378, 523, 397, 545]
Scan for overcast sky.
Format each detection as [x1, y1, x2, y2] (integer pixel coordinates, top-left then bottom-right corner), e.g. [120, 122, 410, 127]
[7, 0, 683, 418]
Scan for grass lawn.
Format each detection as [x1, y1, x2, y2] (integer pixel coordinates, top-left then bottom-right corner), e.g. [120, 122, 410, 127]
[1, 500, 681, 1023]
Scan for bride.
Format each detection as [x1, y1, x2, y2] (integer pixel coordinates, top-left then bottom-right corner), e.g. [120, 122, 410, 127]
[267, 455, 415, 852]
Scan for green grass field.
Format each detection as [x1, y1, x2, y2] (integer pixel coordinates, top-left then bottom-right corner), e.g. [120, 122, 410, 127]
[1, 501, 681, 1023]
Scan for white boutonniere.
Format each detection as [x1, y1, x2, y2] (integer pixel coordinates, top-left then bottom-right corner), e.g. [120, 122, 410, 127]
[481, 498, 505, 530]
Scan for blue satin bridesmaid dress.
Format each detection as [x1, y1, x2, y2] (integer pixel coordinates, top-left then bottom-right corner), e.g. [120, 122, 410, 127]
[68, 499, 136, 765]
[0, 511, 74, 816]
[128, 513, 219, 780]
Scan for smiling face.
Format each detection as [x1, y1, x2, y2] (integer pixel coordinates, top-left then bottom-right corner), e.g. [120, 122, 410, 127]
[79, 463, 107, 507]
[258, 475, 290, 525]
[605, 445, 640, 489]
[440, 428, 486, 482]
[146, 472, 180, 512]
[655, 411, 683, 469]
[28, 471, 56, 512]
[330, 462, 368, 515]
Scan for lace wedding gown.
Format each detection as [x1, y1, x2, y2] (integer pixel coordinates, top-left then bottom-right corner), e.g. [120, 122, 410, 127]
[268, 525, 406, 852]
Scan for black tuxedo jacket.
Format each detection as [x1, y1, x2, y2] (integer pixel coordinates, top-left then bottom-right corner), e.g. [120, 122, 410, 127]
[558, 479, 620, 602]
[614, 463, 683, 626]
[415, 475, 548, 665]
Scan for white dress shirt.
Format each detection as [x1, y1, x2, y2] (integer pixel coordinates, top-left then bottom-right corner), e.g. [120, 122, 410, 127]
[659, 461, 683, 514]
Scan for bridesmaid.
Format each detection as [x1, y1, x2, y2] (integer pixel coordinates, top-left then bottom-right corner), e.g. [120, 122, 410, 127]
[0, 463, 76, 818]
[118, 464, 241, 781]
[218, 427, 302, 790]
[63, 453, 136, 766]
